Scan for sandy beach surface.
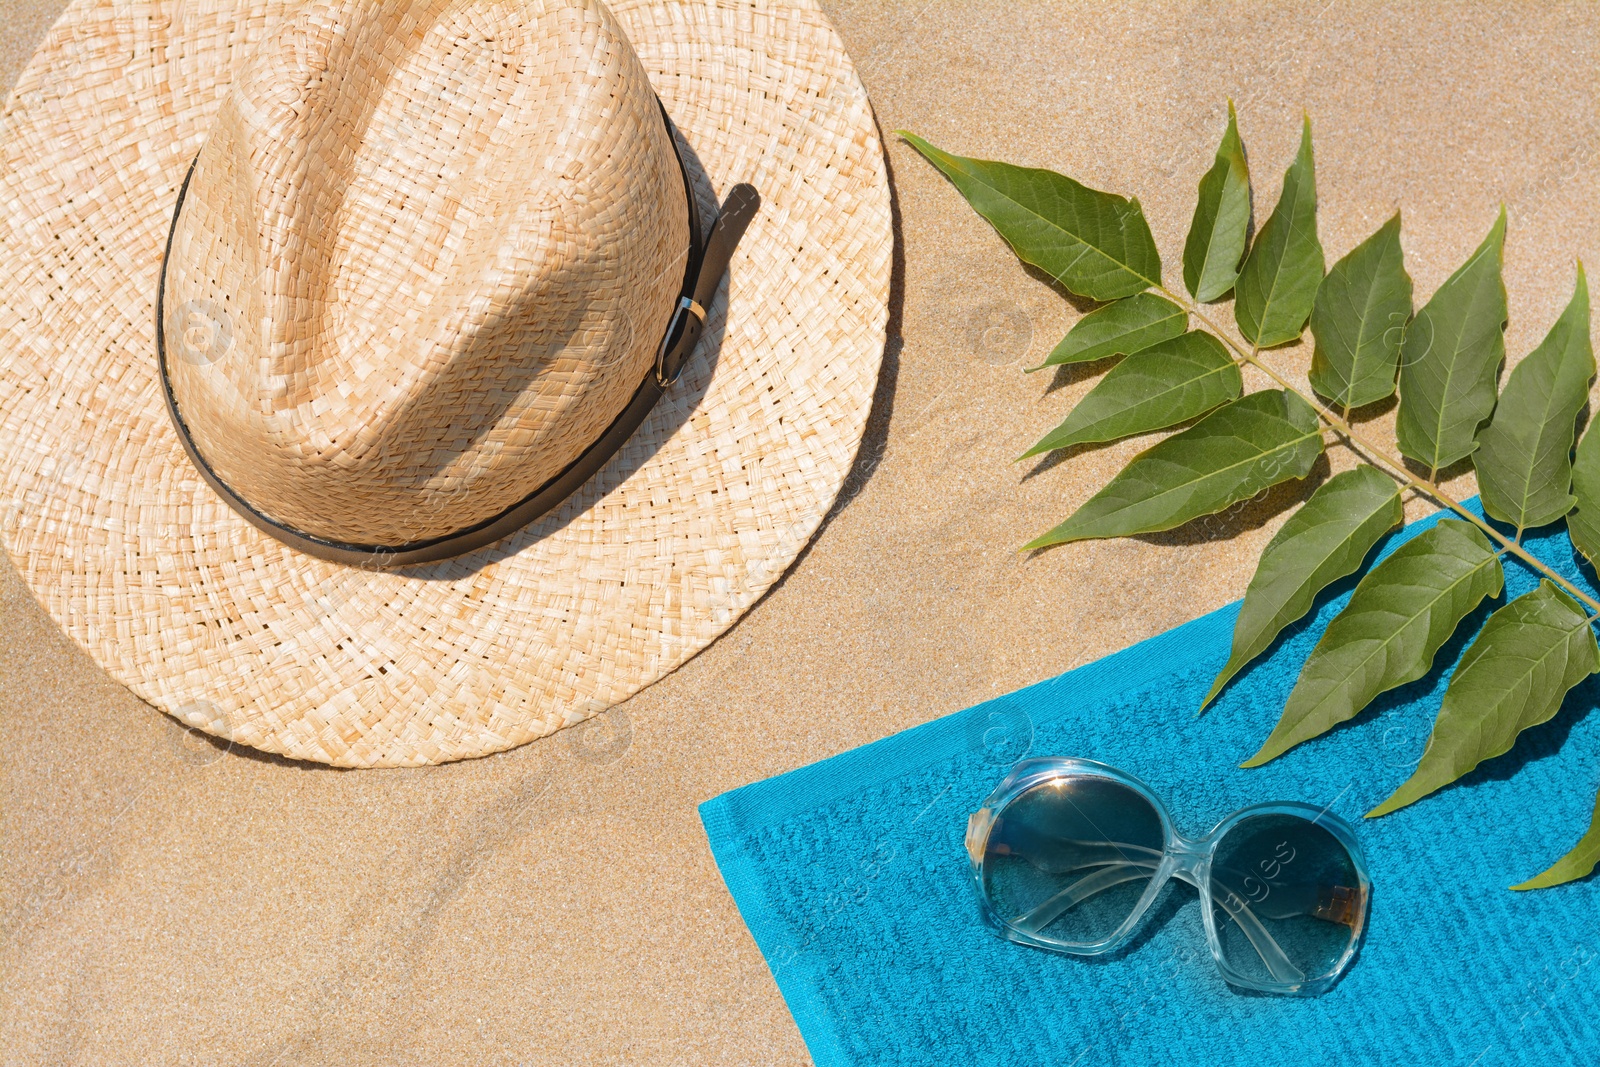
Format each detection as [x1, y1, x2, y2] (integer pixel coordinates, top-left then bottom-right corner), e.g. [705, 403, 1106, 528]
[5, 2, 1599, 1063]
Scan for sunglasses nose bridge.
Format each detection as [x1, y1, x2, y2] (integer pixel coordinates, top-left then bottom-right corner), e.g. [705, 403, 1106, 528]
[1165, 833, 1210, 886]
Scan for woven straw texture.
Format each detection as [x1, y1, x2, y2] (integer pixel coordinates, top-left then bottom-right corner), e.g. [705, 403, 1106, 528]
[0, 0, 892, 767]
[165, 0, 692, 545]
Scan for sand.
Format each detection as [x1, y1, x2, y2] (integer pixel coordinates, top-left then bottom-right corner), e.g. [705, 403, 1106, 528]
[5, 2, 1600, 1063]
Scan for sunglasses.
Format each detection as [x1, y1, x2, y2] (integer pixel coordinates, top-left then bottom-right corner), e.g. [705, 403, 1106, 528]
[965, 758, 1371, 996]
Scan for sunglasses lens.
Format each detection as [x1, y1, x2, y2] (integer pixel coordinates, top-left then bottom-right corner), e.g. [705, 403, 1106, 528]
[1208, 814, 1366, 989]
[981, 774, 1166, 947]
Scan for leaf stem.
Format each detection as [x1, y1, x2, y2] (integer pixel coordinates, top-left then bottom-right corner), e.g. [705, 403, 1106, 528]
[1160, 285, 1600, 618]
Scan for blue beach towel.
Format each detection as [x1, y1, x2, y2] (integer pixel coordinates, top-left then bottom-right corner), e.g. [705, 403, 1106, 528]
[700, 502, 1600, 1066]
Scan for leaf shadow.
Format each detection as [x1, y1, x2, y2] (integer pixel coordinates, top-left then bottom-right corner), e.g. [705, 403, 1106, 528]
[1507, 515, 1585, 564]
[1250, 331, 1314, 355]
[1267, 587, 1505, 762]
[1131, 453, 1330, 548]
[1455, 674, 1600, 787]
[1365, 671, 1600, 834]
[1401, 452, 1475, 485]
[1018, 404, 1218, 485]
[1391, 529, 1600, 801]
[1226, 505, 1600, 816]
[1568, 541, 1600, 590]
[1203, 522, 1411, 710]
[1038, 354, 1120, 396]
[1017, 435, 1119, 483]
[1343, 394, 1398, 425]
[1240, 135, 1258, 251]
[1020, 262, 1100, 315]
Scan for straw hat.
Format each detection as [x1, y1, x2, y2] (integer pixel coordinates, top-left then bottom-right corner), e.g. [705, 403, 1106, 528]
[0, 0, 891, 767]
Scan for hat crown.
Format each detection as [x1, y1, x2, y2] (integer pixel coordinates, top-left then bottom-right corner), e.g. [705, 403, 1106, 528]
[163, 0, 689, 547]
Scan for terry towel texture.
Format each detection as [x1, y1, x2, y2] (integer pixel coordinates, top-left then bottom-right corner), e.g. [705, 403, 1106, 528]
[701, 502, 1600, 1065]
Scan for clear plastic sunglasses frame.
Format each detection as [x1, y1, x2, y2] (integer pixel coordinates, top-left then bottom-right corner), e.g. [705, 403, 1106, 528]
[965, 758, 1372, 996]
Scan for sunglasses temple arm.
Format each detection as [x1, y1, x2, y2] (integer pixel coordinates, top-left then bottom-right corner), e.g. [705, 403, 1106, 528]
[1208, 886, 1305, 985]
[1009, 859, 1158, 935]
[1010, 861, 1307, 984]
[1006, 841, 1164, 933]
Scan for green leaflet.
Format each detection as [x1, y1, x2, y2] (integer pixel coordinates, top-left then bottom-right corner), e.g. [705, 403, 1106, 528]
[1023, 332, 1242, 456]
[1395, 208, 1509, 474]
[1234, 117, 1324, 348]
[1368, 581, 1598, 818]
[1242, 519, 1504, 767]
[1569, 416, 1600, 566]
[899, 131, 1161, 301]
[1474, 264, 1595, 531]
[1200, 467, 1402, 711]
[1183, 100, 1252, 303]
[1515, 787, 1600, 889]
[1023, 390, 1323, 550]
[1030, 293, 1187, 370]
[1307, 213, 1413, 411]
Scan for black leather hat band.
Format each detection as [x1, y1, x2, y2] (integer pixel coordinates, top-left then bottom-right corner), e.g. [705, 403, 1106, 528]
[155, 99, 758, 568]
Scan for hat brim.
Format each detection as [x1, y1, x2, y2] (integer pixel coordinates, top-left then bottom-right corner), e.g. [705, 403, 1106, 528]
[0, 0, 891, 767]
